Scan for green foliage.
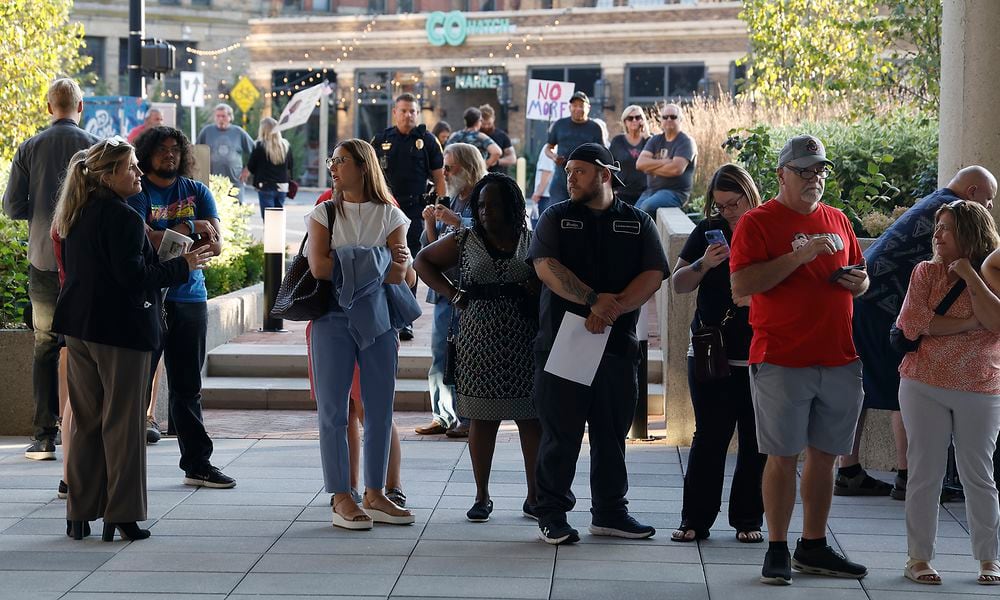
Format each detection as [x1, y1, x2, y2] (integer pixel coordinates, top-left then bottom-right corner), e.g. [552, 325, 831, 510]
[0, 0, 88, 163]
[738, 0, 890, 109]
[885, 0, 942, 113]
[723, 113, 938, 236]
[0, 166, 30, 329]
[202, 175, 263, 298]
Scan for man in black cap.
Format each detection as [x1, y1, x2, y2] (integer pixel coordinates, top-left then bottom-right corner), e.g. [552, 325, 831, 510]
[528, 143, 670, 545]
[543, 91, 606, 208]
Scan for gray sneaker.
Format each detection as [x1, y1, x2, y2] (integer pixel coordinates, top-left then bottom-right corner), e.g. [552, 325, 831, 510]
[25, 439, 56, 461]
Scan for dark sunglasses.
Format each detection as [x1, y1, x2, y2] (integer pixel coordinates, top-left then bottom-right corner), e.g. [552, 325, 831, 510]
[624, 115, 644, 122]
[660, 114, 679, 120]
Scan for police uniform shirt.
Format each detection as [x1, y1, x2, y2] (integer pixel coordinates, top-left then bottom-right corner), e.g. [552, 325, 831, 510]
[371, 125, 443, 206]
[527, 198, 669, 356]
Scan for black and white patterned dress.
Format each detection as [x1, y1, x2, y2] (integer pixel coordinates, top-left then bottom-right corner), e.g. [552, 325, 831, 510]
[454, 228, 539, 421]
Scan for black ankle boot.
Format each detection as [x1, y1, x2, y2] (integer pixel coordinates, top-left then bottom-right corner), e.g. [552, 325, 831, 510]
[66, 520, 90, 539]
[102, 521, 151, 542]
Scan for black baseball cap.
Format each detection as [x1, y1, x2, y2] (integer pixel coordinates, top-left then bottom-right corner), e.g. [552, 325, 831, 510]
[569, 91, 589, 104]
[567, 143, 625, 187]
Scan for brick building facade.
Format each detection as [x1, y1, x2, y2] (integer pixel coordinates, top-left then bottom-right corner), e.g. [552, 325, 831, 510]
[247, 1, 747, 184]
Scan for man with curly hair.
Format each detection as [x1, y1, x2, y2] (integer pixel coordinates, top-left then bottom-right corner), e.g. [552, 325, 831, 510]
[128, 127, 236, 489]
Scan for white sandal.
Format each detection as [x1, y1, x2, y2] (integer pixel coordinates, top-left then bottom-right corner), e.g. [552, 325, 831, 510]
[363, 493, 415, 525]
[979, 560, 1000, 586]
[904, 559, 941, 585]
[331, 495, 372, 530]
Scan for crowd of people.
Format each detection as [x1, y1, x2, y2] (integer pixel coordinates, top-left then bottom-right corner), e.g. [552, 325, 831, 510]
[3, 79, 1000, 587]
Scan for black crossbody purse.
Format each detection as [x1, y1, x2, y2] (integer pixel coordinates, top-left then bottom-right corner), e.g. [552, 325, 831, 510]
[692, 308, 734, 382]
[270, 201, 335, 321]
[888, 279, 967, 354]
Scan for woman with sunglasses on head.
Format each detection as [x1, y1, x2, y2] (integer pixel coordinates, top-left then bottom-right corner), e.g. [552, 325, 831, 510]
[670, 164, 766, 544]
[308, 139, 419, 530]
[415, 173, 542, 523]
[609, 105, 651, 206]
[51, 137, 210, 541]
[895, 200, 1000, 586]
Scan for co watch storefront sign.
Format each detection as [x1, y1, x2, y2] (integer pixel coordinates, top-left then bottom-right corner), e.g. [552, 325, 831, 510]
[426, 11, 515, 46]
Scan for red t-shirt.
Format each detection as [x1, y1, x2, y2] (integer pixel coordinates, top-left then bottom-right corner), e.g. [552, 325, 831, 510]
[729, 199, 862, 368]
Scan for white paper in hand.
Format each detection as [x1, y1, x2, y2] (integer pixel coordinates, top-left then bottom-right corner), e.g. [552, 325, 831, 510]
[157, 228, 193, 261]
[543, 312, 611, 386]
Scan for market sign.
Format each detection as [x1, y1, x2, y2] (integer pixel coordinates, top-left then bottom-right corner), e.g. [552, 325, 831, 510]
[426, 11, 515, 46]
[454, 71, 506, 90]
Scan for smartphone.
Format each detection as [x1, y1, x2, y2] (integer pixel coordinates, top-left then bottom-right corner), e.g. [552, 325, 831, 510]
[704, 229, 729, 248]
[437, 195, 452, 207]
[828, 262, 866, 283]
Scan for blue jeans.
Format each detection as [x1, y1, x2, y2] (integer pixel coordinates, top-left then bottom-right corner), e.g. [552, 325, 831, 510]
[636, 188, 685, 217]
[428, 301, 465, 428]
[257, 190, 287, 220]
[311, 311, 398, 493]
[28, 266, 61, 442]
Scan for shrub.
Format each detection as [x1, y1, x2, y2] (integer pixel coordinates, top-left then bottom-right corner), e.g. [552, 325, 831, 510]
[202, 175, 263, 298]
[0, 161, 30, 329]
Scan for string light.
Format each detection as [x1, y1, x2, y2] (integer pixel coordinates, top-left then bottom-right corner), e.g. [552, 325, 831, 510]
[188, 42, 241, 57]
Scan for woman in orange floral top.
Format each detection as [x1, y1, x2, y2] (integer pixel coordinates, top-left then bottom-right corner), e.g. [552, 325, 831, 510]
[896, 201, 1000, 586]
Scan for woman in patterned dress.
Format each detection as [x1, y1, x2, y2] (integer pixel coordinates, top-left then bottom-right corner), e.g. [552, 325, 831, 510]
[415, 173, 542, 523]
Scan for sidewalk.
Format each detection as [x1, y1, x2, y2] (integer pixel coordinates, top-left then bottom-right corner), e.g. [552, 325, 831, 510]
[0, 422, 984, 600]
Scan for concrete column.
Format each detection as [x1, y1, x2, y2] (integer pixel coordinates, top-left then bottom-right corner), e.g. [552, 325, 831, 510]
[938, 0, 1000, 223]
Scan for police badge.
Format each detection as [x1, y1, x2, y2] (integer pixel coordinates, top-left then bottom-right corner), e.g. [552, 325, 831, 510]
[415, 138, 424, 150]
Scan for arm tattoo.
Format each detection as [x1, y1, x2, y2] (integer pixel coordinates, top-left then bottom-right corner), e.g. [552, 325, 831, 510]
[691, 259, 703, 273]
[538, 258, 591, 304]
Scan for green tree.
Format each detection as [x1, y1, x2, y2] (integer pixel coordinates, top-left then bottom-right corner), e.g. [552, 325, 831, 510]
[0, 0, 88, 163]
[885, 0, 942, 113]
[737, 0, 889, 108]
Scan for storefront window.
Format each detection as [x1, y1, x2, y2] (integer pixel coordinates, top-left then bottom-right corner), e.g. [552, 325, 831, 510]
[81, 37, 106, 88]
[625, 63, 706, 104]
[354, 69, 421, 142]
[525, 65, 602, 167]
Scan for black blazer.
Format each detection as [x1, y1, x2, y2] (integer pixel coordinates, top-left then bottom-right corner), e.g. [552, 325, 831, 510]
[52, 189, 189, 351]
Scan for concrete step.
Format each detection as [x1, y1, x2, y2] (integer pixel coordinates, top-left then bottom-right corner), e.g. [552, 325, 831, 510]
[206, 343, 664, 384]
[201, 375, 664, 415]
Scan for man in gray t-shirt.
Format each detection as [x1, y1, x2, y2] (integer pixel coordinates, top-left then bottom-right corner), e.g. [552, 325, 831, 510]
[196, 103, 254, 203]
[635, 103, 697, 216]
[545, 92, 607, 204]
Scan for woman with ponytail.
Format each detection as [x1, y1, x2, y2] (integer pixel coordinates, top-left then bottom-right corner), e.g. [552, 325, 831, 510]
[52, 138, 213, 542]
[247, 117, 294, 219]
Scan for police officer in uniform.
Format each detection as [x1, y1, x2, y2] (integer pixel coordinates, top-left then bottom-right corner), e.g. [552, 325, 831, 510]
[372, 92, 446, 339]
[528, 143, 669, 545]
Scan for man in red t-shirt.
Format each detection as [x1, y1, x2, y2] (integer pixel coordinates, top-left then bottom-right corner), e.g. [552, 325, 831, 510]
[730, 135, 869, 585]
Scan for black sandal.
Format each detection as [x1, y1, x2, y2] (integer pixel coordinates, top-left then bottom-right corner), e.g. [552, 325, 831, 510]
[670, 523, 710, 543]
[736, 529, 765, 543]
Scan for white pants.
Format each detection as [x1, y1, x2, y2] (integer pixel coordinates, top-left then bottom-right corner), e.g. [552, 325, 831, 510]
[899, 377, 1000, 561]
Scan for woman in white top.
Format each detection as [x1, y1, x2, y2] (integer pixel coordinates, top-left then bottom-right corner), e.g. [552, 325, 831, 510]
[307, 138, 414, 529]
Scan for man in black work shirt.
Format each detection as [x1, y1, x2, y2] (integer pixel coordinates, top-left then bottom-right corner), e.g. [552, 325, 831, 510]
[372, 92, 446, 339]
[528, 143, 670, 545]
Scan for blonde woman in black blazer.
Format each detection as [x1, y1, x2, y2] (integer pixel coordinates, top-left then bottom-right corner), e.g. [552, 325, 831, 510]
[51, 138, 212, 541]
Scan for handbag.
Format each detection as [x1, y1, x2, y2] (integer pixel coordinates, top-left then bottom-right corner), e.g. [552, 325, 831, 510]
[692, 308, 733, 382]
[269, 201, 334, 321]
[443, 230, 468, 386]
[888, 278, 967, 354]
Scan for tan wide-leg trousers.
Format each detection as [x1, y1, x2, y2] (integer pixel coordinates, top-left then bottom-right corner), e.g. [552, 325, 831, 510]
[65, 336, 150, 523]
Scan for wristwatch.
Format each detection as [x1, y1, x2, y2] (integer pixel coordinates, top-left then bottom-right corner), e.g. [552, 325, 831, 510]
[585, 290, 599, 307]
[184, 219, 196, 235]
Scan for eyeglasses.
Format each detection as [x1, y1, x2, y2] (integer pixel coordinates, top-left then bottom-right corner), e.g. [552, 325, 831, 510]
[660, 114, 679, 120]
[784, 165, 833, 180]
[155, 145, 181, 156]
[444, 164, 459, 173]
[946, 200, 967, 209]
[326, 156, 354, 169]
[710, 196, 743, 217]
[624, 115, 644, 122]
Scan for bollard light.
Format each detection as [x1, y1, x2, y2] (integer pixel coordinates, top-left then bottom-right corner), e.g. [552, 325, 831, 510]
[515, 156, 526, 196]
[629, 303, 651, 440]
[262, 207, 287, 332]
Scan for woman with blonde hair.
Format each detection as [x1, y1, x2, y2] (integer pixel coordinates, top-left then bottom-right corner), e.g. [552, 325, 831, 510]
[670, 164, 767, 544]
[247, 116, 294, 218]
[51, 137, 211, 541]
[609, 105, 650, 205]
[896, 200, 1000, 585]
[307, 139, 420, 530]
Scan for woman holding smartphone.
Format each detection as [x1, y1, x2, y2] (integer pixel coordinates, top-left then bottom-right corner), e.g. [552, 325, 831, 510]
[670, 164, 767, 543]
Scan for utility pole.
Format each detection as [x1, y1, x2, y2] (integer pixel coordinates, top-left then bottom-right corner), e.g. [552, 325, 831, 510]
[128, 0, 145, 97]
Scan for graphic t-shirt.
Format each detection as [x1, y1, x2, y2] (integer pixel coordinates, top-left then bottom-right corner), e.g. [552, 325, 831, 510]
[546, 118, 606, 202]
[729, 199, 863, 367]
[446, 129, 496, 163]
[127, 177, 218, 302]
[642, 132, 696, 200]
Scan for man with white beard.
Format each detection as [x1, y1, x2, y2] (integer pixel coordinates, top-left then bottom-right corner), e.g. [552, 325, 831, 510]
[415, 143, 487, 438]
